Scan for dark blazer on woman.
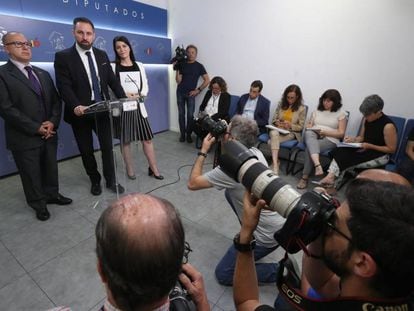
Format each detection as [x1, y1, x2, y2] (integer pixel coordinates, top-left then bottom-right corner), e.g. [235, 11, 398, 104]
[199, 90, 231, 122]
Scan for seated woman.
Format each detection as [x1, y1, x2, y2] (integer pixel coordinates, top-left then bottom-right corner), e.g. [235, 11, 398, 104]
[318, 94, 397, 189]
[268, 84, 306, 174]
[296, 89, 347, 189]
[396, 127, 414, 184]
[194, 76, 230, 140]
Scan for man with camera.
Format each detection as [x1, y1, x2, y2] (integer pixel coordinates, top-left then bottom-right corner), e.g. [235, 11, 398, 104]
[95, 193, 210, 311]
[236, 80, 270, 135]
[188, 115, 285, 286]
[175, 44, 210, 143]
[233, 172, 414, 310]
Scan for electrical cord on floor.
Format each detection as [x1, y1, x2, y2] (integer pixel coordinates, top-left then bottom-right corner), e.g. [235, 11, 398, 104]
[145, 162, 213, 194]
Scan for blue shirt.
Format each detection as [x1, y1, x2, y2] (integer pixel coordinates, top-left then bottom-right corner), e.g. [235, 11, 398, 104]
[242, 97, 258, 120]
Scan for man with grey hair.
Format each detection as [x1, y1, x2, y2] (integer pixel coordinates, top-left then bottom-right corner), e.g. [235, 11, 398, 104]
[188, 115, 285, 285]
[96, 193, 210, 311]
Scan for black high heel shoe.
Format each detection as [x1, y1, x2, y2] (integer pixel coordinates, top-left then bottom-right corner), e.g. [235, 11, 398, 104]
[148, 167, 164, 180]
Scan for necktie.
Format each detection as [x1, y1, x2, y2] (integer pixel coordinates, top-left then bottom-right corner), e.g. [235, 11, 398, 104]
[85, 51, 102, 101]
[25, 66, 42, 96]
[25, 66, 46, 119]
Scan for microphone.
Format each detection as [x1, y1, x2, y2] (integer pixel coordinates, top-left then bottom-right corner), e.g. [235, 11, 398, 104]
[126, 74, 144, 103]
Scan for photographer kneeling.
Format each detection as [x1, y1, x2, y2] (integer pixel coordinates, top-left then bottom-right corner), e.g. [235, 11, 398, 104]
[188, 115, 285, 285]
[233, 179, 414, 310]
[95, 193, 210, 311]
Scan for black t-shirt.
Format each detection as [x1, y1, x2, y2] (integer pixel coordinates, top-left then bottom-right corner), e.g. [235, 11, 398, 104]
[177, 61, 207, 94]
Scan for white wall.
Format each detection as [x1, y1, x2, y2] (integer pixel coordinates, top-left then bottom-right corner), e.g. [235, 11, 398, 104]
[167, 0, 414, 135]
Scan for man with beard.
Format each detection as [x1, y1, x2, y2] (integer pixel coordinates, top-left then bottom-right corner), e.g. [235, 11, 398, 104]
[54, 17, 126, 196]
[233, 171, 414, 310]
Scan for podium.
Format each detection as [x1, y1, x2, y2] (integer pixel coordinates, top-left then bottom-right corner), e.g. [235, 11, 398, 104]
[84, 98, 143, 197]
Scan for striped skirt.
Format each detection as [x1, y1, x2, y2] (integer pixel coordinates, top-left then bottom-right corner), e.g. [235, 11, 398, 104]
[112, 104, 154, 143]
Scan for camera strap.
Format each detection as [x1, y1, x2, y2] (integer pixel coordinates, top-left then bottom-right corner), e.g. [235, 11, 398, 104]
[276, 255, 412, 311]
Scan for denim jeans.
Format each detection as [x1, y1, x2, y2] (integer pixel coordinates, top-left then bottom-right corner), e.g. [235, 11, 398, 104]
[215, 244, 279, 285]
[176, 91, 195, 136]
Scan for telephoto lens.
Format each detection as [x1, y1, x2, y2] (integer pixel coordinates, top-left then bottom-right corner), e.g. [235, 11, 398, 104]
[218, 140, 337, 253]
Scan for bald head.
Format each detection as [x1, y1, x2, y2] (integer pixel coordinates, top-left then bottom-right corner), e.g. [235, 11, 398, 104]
[107, 193, 172, 240]
[356, 169, 410, 187]
[96, 193, 185, 311]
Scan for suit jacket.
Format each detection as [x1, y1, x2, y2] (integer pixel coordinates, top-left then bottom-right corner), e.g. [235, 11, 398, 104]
[271, 103, 306, 141]
[54, 44, 126, 123]
[199, 90, 231, 122]
[0, 61, 61, 151]
[236, 94, 270, 133]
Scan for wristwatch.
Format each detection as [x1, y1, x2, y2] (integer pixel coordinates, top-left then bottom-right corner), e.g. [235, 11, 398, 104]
[233, 233, 256, 252]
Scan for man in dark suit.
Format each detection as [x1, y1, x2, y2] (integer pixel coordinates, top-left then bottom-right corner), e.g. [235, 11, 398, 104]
[236, 80, 270, 134]
[54, 17, 126, 195]
[0, 32, 72, 221]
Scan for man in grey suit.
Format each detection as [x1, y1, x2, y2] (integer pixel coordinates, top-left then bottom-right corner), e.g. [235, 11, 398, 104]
[54, 17, 126, 196]
[0, 31, 72, 221]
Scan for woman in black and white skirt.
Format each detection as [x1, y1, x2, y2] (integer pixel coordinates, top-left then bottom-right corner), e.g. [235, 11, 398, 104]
[112, 35, 163, 180]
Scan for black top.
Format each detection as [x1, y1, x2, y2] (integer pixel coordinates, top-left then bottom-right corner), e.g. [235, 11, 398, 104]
[177, 61, 207, 94]
[363, 113, 393, 146]
[332, 113, 395, 170]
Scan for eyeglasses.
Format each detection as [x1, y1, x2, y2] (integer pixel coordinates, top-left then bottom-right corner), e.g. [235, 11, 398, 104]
[182, 241, 192, 264]
[325, 221, 352, 243]
[4, 41, 32, 48]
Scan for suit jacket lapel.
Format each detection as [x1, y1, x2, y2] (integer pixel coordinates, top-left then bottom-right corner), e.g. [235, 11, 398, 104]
[93, 48, 105, 84]
[71, 45, 89, 79]
[6, 61, 38, 96]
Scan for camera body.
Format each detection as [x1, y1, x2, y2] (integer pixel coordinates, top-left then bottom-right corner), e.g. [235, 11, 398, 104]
[169, 281, 196, 311]
[170, 45, 188, 71]
[218, 140, 338, 253]
[195, 112, 228, 139]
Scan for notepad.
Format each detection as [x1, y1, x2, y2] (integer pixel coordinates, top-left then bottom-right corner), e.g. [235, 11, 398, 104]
[336, 142, 362, 148]
[265, 125, 290, 134]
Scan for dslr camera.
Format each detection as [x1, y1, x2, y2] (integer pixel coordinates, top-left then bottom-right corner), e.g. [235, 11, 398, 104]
[170, 45, 188, 71]
[169, 281, 196, 311]
[195, 112, 228, 140]
[218, 140, 338, 253]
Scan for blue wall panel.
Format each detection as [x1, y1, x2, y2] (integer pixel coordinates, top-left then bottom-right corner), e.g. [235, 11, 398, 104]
[0, 0, 171, 177]
[1, 0, 167, 37]
[0, 15, 171, 64]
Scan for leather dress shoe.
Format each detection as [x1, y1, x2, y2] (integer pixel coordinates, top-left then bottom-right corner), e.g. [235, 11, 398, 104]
[127, 173, 137, 180]
[91, 183, 102, 196]
[47, 194, 73, 205]
[148, 167, 164, 180]
[186, 135, 193, 143]
[107, 183, 125, 194]
[36, 207, 50, 221]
